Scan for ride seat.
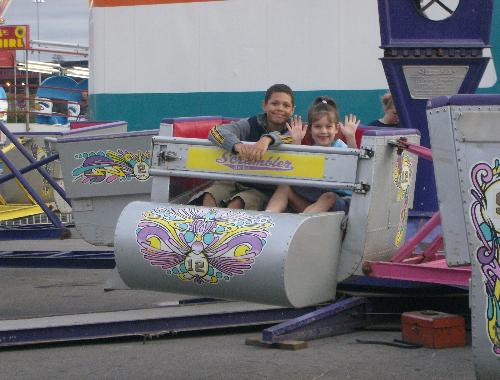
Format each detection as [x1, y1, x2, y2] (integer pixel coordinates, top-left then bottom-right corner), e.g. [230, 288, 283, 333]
[162, 116, 238, 194]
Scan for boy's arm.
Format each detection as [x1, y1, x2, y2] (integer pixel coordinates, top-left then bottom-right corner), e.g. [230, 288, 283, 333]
[263, 131, 294, 146]
[209, 118, 271, 160]
[208, 119, 252, 152]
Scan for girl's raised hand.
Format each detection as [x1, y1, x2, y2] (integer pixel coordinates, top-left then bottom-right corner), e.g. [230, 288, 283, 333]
[286, 115, 308, 144]
[339, 114, 360, 149]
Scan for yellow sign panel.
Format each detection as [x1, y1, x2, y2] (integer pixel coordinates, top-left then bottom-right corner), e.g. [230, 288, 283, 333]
[186, 146, 325, 179]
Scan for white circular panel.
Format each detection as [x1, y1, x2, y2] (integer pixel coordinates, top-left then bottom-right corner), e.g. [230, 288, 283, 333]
[416, 0, 460, 21]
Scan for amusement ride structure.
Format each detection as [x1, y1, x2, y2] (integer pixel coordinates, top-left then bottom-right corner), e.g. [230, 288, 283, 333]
[0, 1, 499, 378]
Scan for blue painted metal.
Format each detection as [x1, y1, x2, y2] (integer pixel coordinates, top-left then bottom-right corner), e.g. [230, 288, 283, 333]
[261, 297, 367, 343]
[0, 149, 62, 228]
[0, 250, 114, 269]
[37, 76, 80, 101]
[0, 224, 72, 240]
[0, 121, 75, 239]
[339, 275, 449, 289]
[377, 0, 493, 213]
[378, 0, 493, 47]
[0, 122, 71, 207]
[0, 153, 59, 184]
[75, 79, 88, 92]
[0, 305, 316, 348]
[36, 75, 80, 125]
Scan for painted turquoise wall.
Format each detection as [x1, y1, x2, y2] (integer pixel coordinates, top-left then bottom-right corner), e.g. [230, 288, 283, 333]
[92, 89, 387, 132]
[478, 0, 500, 94]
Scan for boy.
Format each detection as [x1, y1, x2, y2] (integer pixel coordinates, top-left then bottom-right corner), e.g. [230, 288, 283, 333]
[194, 83, 303, 210]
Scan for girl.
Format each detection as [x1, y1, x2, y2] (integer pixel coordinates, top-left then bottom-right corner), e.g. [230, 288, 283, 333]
[265, 96, 359, 213]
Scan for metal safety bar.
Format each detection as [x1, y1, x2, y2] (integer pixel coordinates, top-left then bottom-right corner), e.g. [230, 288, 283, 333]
[151, 136, 371, 193]
[152, 136, 366, 156]
[149, 168, 368, 192]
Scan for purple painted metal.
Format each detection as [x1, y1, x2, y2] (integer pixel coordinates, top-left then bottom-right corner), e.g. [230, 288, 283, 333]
[377, 0, 493, 213]
[391, 212, 441, 263]
[0, 250, 114, 269]
[0, 122, 71, 206]
[428, 94, 500, 108]
[0, 224, 71, 240]
[0, 305, 316, 348]
[378, 0, 493, 48]
[385, 60, 488, 214]
[0, 149, 62, 228]
[261, 297, 367, 343]
[366, 259, 470, 288]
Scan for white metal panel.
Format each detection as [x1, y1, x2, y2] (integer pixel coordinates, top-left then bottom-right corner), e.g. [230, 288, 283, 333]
[90, 0, 386, 94]
[114, 202, 344, 307]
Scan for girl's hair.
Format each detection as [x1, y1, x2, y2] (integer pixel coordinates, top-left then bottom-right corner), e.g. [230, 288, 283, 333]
[308, 96, 340, 125]
[381, 92, 394, 111]
[264, 84, 295, 106]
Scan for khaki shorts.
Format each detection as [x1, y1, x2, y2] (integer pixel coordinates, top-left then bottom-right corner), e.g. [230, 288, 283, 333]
[190, 181, 269, 210]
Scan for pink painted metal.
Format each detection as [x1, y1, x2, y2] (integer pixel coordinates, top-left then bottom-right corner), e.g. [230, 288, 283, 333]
[421, 234, 444, 261]
[391, 212, 441, 263]
[392, 137, 433, 161]
[400, 140, 433, 161]
[366, 259, 471, 287]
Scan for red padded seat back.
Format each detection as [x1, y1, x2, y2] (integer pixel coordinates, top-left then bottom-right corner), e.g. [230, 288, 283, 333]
[354, 127, 367, 148]
[172, 117, 236, 138]
[70, 121, 102, 129]
[336, 129, 365, 148]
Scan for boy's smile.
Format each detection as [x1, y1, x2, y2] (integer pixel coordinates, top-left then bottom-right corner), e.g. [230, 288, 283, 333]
[262, 92, 294, 129]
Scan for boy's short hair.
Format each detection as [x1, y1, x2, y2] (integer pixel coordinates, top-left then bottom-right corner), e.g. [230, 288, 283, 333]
[264, 84, 295, 106]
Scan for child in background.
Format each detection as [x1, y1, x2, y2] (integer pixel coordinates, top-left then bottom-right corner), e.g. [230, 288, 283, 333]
[265, 96, 359, 213]
[368, 92, 400, 128]
[192, 83, 307, 210]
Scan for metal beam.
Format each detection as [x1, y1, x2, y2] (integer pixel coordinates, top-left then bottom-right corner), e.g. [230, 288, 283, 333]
[0, 302, 315, 348]
[0, 250, 114, 269]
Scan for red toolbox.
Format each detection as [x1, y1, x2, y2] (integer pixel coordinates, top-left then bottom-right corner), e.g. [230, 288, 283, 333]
[401, 310, 466, 348]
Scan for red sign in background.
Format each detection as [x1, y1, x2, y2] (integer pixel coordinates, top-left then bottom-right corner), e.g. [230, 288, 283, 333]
[0, 50, 14, 67]
[0, 25, 29, 50]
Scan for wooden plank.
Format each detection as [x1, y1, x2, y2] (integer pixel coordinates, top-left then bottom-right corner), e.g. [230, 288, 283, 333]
[245, 336, 308, 350]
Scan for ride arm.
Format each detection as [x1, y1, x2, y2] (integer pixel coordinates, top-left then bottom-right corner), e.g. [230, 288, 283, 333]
[389, 137, 432, 161]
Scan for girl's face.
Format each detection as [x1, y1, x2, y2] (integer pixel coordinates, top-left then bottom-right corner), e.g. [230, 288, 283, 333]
[310, 115, 339, 146]
[262, 92, 294, 127]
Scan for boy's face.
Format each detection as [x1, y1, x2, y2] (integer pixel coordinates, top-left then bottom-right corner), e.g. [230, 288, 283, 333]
[310, 115, 339, 146]
[262, 92, 294, 126]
